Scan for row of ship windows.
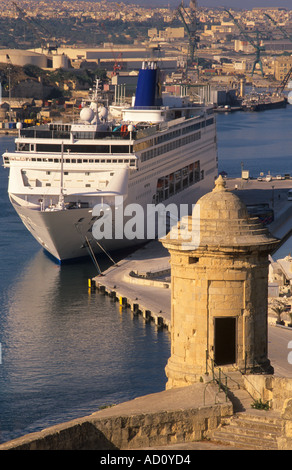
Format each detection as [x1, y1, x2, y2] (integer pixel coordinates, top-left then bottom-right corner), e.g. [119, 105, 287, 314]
[134, 117, 214, 152]
[155, 161, 203, 203]
[17, 143, 133, 154]
[15, 118, 214, 156]
[6, 155, 136, 166]
[141, 131, 201, 163]
[129, 161, 203, 203]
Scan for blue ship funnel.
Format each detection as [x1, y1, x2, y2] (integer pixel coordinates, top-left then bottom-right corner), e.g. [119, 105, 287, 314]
[134, 62, 162, 107]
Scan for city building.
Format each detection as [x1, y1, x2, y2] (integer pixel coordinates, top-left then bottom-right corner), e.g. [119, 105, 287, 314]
[274, 56, 292, 81]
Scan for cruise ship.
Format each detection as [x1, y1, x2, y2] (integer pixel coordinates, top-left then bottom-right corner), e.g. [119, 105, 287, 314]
[3, 62, 218, 262]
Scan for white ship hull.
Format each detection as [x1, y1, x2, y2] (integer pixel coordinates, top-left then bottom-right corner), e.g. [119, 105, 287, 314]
[3, 64, 218, 262]
[10, 171, 215, 262]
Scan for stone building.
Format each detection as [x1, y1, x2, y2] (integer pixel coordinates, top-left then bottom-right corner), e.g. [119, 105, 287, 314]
[274, 56, 292, 81]
[161, 176, 279, 389]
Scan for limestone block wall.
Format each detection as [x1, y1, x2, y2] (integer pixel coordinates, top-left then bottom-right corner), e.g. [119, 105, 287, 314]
[243, 375, 292, 450]
[243, 375, 292, 413]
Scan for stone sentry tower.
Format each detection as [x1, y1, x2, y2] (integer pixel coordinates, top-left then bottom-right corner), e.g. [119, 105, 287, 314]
[161, 176, 279, 389]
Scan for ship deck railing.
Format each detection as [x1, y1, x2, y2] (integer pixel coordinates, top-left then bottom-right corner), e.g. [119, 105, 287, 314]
[19, 128, 138, 141]
[18, 105, 210, 142]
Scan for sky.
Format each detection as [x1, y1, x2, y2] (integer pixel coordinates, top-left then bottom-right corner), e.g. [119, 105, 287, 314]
[200, 0, 292, 8]
[138, 0, 292, 9]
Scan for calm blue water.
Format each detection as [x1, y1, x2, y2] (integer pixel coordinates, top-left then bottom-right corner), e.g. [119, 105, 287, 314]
[217, 105, 292, 178]
[0, 136, 170, 444]
[1, 104, 292, 444]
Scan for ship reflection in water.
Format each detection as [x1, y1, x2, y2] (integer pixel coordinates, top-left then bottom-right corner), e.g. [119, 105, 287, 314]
[0, 249, 170, 444]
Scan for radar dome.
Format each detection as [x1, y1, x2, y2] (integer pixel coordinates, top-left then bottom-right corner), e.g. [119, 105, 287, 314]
[99, 107, 108, 120]
[16, 122, 23, 130]
[90, 102, 98, 113]
[80, 107, 94, 122]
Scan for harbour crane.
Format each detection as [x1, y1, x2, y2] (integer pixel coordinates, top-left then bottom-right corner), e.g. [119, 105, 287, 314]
[225, 9, 265, 76]
[176, 2, 200, 77]
[264, 14, 292, 89]
[12, 1, 58, 52]
[99, 21, 123, 77]
[264, 13, 292, 43]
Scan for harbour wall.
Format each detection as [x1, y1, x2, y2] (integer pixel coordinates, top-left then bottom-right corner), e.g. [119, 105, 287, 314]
[0, 384, 232, 450]
[92, 278, 170, 330]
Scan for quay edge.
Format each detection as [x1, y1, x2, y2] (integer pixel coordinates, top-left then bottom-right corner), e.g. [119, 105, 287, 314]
[90, 277, 170, 330]
[88, 177, 292, 334]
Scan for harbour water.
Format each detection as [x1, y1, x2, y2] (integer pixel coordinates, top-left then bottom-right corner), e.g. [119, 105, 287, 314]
[1, 104, 292, 444]
[217, 104, 292, 179]
[0, 135, 171, 444]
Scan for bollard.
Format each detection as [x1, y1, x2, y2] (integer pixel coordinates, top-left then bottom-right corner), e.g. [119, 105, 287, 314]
[88, 279, 96, 290]
[119, 296, 127, 306]
[132, 303, 139, 313]
[142, 309, 151, 320]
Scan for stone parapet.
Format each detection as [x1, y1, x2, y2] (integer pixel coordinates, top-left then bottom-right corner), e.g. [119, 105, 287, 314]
[0, 384, 233, 450]
[242, 374, 292, 450]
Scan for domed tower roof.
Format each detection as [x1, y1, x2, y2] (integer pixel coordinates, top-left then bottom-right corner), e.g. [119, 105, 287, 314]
[198, 174, 249, 222]
[162, 176, 279, 251]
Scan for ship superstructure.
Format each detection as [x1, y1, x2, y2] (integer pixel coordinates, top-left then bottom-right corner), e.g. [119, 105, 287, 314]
[242, 90, 287, 111]
[3, 62, 218, 261]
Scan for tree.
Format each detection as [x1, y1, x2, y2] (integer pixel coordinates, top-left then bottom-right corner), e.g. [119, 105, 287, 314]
[270, 299, 289, 325]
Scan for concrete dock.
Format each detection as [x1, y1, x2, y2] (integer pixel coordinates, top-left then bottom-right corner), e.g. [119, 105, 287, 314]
[225, 177, 292, 240]
[91, 177, 292, 331]
[92, 240, 171, 329]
